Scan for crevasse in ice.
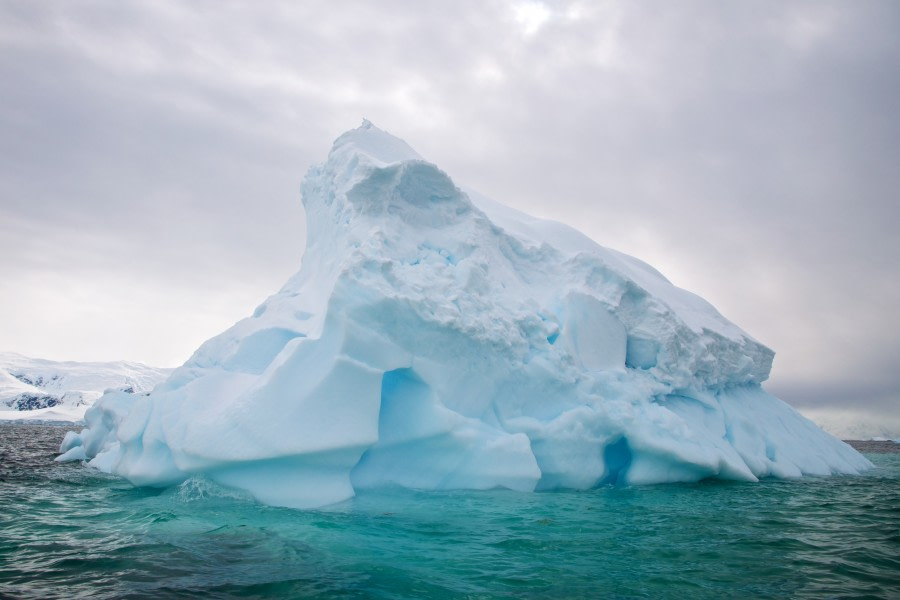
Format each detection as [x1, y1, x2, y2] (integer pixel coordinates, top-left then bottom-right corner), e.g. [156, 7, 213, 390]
[58, 121, 872, 508]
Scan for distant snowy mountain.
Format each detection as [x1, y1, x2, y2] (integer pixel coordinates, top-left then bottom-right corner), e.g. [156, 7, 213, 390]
[0, 353, 171, 422]
[798, 405, 900, 442]
[60, 122, 871, 508]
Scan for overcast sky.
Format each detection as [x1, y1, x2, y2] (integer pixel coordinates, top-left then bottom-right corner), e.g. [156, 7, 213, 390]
[1, 1, 898, 436]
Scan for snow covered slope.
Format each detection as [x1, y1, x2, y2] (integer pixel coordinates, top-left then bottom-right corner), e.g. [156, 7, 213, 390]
[59, 121, 871, 507]
[0, 352, 170, 423]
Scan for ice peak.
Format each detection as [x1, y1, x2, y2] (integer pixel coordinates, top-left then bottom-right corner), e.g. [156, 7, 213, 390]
[330, 121, 423, 168]
[301, 124, 472, 258]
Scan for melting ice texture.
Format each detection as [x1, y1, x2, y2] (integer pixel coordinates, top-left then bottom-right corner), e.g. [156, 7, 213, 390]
[59, 121, 872, 508]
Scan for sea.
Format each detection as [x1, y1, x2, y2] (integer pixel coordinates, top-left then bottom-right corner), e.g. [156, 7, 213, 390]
[1, 423, 898, 599]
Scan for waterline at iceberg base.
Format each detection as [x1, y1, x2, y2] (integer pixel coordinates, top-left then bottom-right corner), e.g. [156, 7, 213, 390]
[58, 122, 871, 508]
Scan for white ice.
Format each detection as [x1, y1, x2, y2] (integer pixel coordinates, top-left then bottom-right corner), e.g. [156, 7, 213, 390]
[0, 352, 170, 423]
[58, 121, 872, 507]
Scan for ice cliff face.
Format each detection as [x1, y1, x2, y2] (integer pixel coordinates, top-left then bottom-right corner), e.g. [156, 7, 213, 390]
[59, 121, 872, 507]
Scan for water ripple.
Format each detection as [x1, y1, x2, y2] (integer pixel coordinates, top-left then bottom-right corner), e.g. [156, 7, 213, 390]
[1, 423, 899, 599]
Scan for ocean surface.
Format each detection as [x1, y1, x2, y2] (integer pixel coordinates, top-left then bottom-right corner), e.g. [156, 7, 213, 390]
[1, 423, 898, 599]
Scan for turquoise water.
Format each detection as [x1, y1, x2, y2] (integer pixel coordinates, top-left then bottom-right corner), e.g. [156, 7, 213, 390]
[1, 424, 898, 599]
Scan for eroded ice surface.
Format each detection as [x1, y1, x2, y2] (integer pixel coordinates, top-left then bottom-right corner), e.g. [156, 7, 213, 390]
[59, 122, 872, 507]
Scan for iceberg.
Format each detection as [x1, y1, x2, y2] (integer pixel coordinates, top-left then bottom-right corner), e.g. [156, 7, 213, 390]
[59, 121, 872, 508]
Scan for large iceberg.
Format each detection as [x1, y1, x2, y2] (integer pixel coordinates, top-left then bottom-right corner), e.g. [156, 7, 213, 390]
[59, 121, 871, 508]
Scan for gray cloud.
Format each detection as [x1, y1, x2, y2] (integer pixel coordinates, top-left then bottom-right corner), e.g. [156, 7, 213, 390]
[1, 0, 897, 432]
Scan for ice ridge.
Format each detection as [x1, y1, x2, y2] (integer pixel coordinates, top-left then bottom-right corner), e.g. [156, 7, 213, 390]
[58, 122, 872, 508]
